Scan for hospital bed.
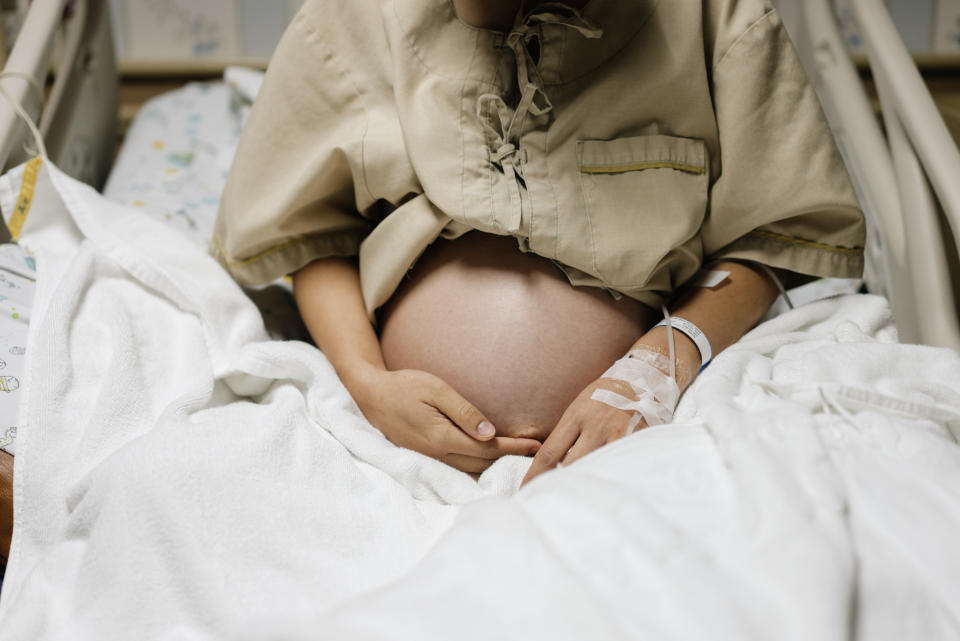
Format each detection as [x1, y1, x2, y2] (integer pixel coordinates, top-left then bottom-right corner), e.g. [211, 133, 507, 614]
[0, 1, 958, 639]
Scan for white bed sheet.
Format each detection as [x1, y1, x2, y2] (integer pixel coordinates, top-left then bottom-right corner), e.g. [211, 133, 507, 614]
[0, 159, 957, 639]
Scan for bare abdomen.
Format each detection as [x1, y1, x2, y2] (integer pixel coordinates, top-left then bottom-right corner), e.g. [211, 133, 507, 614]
[378, 233, 655, 441]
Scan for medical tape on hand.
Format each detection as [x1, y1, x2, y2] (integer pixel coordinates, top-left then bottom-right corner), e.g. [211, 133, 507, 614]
[590, 389, 674, 433]
[590, 349, 680, 434]
[602, 356, 680, 407]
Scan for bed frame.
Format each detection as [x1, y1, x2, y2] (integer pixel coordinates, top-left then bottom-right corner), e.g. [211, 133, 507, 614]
[0, 0, 116, 190]
[0, 0, 957, 351]
[792, 0, 960, 351]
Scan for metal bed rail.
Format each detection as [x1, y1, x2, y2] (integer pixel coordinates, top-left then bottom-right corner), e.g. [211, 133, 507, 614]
[0, 0, 116, 191]
[0, 0, 70, 171]
[794, 0, 960, 350]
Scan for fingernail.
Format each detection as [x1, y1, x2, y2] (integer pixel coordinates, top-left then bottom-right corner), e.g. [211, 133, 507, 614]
[478, 421, 495, 437]
[529, 444, 540, 456]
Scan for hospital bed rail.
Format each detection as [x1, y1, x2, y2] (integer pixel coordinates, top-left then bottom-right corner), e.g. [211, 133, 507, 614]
[793, 0, 960, 351]
[0, 0, 116, 197]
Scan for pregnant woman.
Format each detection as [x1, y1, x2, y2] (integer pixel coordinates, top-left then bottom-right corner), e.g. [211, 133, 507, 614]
[211, 0, 865, 483]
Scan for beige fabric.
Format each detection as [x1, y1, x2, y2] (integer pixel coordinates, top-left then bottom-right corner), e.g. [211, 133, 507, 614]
[212, 0, 866, 318]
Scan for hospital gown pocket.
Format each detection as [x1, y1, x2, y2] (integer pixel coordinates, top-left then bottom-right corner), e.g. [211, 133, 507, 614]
[577, 135, 709, 288]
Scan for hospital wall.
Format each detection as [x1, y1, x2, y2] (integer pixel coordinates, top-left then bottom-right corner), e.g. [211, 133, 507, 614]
[107, 0, 960, 71]
[108, 0, 304, 72]
[774, 0, 960, 55]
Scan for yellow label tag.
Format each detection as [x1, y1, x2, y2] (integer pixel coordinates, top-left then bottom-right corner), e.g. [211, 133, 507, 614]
[8, 156, 43, 241]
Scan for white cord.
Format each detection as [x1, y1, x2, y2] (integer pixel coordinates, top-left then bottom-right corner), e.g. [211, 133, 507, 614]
[0, 72, 48, 160]
[0, 71, 44, 102]
[659, 303, 677, 382]
[754, 262, 795, 310]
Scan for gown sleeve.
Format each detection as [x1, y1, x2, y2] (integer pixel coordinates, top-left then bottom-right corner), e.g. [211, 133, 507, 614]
[700, 4, 866, 278]
[211, 0, 421, 286]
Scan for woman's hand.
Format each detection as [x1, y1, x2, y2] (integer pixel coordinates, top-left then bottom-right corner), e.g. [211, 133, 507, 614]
[350, 366, 543, 476]
[520, 377, 641, 485]
[519, 260, 788, 486]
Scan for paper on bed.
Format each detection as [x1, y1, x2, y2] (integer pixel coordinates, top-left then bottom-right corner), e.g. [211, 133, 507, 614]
[0, 160, 958, 639]
[0, 242, 35, 455]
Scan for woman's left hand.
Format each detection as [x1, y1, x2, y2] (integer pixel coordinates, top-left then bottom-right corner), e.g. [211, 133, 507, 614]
[520, 377, 642, 486]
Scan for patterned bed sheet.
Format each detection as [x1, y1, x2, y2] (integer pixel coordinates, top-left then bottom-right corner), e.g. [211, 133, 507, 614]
[103, 67, 258, 248]
[102, 67, 306, 344]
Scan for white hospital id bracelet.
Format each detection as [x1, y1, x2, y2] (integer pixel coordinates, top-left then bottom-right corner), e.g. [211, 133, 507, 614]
[654, 316, 712, 366]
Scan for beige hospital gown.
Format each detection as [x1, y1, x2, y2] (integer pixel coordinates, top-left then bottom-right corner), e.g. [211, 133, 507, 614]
[211, 0, 866, 317]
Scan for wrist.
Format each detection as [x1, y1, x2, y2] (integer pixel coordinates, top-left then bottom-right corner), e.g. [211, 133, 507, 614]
[338, 359, 388, 401]
[634, 328, 701, 391]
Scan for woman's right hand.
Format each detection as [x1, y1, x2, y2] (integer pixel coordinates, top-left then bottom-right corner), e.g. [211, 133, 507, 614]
[292, 258, 539, 475]
[348, 366, 542, 475]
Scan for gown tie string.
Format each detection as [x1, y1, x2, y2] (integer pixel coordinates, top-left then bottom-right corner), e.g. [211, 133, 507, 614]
[475, 4, 602, 233]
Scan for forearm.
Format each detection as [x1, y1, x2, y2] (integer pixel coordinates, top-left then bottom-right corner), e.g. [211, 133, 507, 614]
[291, 257, 385, 389]
[631, 260, 782, 389]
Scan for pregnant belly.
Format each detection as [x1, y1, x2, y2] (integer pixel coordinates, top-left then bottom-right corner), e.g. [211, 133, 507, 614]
[378, 233, 656, 441]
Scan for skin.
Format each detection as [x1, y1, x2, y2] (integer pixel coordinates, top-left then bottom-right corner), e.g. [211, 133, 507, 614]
[378, 233, 657, 443]
[451, 0, 521, 31]
[451, 0, 589, 32]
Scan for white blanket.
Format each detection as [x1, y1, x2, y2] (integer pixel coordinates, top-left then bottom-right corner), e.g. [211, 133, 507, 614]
[0, 162, 959, 640]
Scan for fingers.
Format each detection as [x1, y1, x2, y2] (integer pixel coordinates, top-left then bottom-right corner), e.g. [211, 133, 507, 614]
[442, 437, 546, 476]
[521, 421, 580, 486]
[489, 435, 542, 458]
[420, 401, 541, 459]
[442, 423, 541, 459]
[437, 426, 540, 475]
[441, 453, 496, 475]
[560, 430, 607, 467]
[429, 380, 497, 441]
